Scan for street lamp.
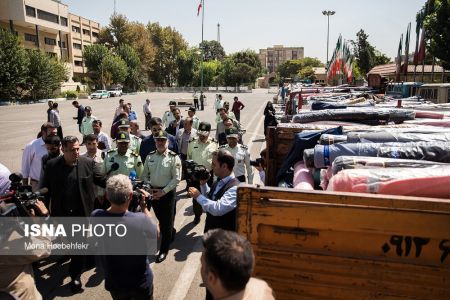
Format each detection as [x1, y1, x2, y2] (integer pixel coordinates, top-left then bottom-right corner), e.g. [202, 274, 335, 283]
[322, 10, 335, 76]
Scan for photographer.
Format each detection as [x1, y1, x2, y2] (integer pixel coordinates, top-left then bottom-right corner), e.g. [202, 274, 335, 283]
[0, 198, 50, 300]
[251, 149, 267, 184]
[92, 174, 158, 300]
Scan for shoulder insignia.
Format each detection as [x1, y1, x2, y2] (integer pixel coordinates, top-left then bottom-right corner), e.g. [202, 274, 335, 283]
[168, 150, 177, 156]
[219, 144, 227, 149]
[107, 148, 116, 153]
[131, 151, 139, 157]
[241, 144, 248, 149]
[149, 150, 157, 155]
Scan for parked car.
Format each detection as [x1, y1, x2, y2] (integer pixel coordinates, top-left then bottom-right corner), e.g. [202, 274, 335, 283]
[108, 87, 123, 97]
[90, 90, 109, 99]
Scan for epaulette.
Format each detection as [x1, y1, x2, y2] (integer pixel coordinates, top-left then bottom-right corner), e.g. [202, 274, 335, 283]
[168, 150, 177, 156]
[240, 144, 248, 149]
[149, 150, 157, 155]
[219, 144, 227, 149]
[131, 151, 139, 157]
[107, 148, 116, 154]
[189, 137, 197, 143]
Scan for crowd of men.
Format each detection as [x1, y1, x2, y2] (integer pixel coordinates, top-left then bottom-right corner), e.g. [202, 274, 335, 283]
[1, 94, 273, 300]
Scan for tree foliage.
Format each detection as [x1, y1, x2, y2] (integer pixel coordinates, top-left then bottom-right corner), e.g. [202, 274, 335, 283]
[299, 66, 316, 81]
[116, 44, 145, 91]
[176, 48, 200, 86]
[419, 0, 450, 70]
[228, 50, 262, 85]
[200, 40, 225, 61]
[277, 57, 323, 79]
[24, 50, 68, 100]
[0, 29, 29, 100]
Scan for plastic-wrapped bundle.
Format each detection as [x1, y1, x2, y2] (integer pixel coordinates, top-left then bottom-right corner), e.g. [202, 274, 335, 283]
[320, 134, 348, 145]
[313, 143, 384, 168]
[293, 162, 314, 190]
[303, 148, 316, 168]
[292, 108, 416, 124]
[377, 142, 450, 163]
[331, 156, 446, 175]
[327, 166, 450, 198]
[346, 132, 450, 143]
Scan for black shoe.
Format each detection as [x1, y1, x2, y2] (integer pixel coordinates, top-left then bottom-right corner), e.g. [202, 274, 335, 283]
[193, 216, 200, 225]
[70, 279, 82, 293]
[156, 251, 167, 263]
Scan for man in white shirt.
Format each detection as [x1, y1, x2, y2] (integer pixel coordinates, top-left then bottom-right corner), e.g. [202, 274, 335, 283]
[143, 99, 152, 130]
[214, 94, 224, 113]
[92, 119, 111, 152]
[21, 122, 57, 191]
[176, 117, 197, 161]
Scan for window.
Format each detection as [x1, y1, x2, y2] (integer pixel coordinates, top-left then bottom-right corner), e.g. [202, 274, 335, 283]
[74, 60, 83, 67]
[24, 33, 37, 43]
[82, 29, 90, 35]
[58, 41, 66, 48]
[60, 17, 68, 26]
[73, 43, 82, 50]
[72, 26, 80, 33]
[45, 37, 56, 45]
[25, 5, 36, 17]
[92, 32, 99, 38]
[37, 9, 59, 24]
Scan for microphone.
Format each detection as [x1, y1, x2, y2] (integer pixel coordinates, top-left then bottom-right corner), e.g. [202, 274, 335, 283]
[129, 170, 137, 181]
[106, 162, 120, 176]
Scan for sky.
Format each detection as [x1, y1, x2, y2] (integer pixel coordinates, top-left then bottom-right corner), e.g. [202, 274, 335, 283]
[64, 0, 426, 63]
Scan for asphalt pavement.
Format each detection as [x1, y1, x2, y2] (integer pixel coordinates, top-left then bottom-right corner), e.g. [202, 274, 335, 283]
[0, 89, 271, 300]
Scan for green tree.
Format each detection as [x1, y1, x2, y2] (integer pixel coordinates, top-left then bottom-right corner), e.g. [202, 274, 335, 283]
[229, 50, 262, 85]
[101, 54, 128, 87]
[0, 29, 29, 100]
[199, 40, 225, 61]
[116, 44, 145, 91]
[419, 0, 450, 70]
[373, 50, 391, 66]
[298, 66, 316, 81]
[176, 48, 200, 86]
[24, 50, 68, 100]
[277, 60, 303, 78]
[221, 57, 237, 86]
[147, 22, 188, 86]
[193, 60, 222, 86]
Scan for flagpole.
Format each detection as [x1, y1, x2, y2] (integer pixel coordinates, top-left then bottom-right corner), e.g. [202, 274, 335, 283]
[200, 0, 205, 100]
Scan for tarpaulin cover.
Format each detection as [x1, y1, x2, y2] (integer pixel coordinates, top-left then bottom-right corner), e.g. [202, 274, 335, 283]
[377, 142, 450, 163]
[293, 162, 314, 190]
[331, 156, 446, 175]
[320, 134, 348, 145]
[346, 132, 450, 143]
[275, 127, 343, 185]
[292, 108, 416, 124]
[327, 166, 450, 198]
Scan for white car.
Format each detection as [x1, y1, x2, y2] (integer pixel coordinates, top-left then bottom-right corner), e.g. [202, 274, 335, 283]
[108, 88, 123, 97]
[90, 90, 109, 99]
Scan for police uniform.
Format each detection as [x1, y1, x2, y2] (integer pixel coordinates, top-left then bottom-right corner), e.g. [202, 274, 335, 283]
[103, 133, 144, 178]
[186, 122, 217, 223]
[162, 101, 177, 128]
[141, 130, 181, 259]
[113, 119, 142, 154]
[221, 128, 253, 184]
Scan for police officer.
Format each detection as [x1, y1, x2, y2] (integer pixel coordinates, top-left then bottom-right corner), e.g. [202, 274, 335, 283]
[103, 132, 144, 179]
[187, 122, 218, 224]
[220, 128, 253, 183]
[113, 118, 142, 154]
[187, 106, 200, 130]
[162, 101, 177, 128]
[141, 130, 181, 263]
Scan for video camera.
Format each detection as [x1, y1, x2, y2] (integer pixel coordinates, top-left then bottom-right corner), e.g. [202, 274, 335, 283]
[128, 171, 152, 212]
[184, 160, 210, 181]
[0, 173, 47, 217]
[250, 158, 262, 167]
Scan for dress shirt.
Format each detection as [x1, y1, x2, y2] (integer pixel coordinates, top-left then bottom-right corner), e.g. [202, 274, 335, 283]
[81, 116, 97, 136]
[21, 137, 47, 181]
[143, 103, 151, 114]
[176, 128, 197, 156]
[0, 163, 11, 194]
[222, 144, 254, 184]
[97, 131, 112, 152]
[192, 116, 200, 130]
[214, 99, 224, 111]
[128, 111, 138, 121]
[113, 106, 124, 120]
[49, 109, 61, 127]
[197, 175, 238, 216]
[187, 138, 217, 170]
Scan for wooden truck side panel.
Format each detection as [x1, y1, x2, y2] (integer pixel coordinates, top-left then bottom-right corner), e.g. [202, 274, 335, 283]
[237, 186, 450, 299]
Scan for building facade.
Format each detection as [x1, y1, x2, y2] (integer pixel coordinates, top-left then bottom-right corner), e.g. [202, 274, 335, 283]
[0, 0, 99, 87]
[259, 45, 304, 74]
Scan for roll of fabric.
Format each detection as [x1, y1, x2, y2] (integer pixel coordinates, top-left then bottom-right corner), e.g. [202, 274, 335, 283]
[377, 142, 450, 163]
[293, 162, 314, 190]
[303, 148, 315, 169]
[327, 166, 450, 198]
[292, 108, 415, 124]
[313, 143, 383, 168]
[346, 132, 450, 143]
[331, 156, 446, 175]
[414, 111, 444, 119]
[320, 134, 348, 145]
[404, 119, 450, 127]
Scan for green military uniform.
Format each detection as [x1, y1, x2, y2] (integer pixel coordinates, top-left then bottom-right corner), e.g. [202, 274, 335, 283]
[141, 134, 182, 194]
[221, 127, 253, 183]
[111, 133, 141, 153]
[192, 115, 200, 130]
[187, 137, 218, 171]
[102, 148, 144, 178]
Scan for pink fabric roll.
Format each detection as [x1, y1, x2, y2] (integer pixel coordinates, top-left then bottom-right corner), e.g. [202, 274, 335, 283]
[293, 161, 314, 190]
[414, 111, 444, 119]
[405, 119, 450, 127]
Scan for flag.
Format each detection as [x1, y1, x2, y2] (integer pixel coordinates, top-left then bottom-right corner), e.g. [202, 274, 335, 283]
[403, 22, 411, 75]
[395, 34, 403, 82]
[417, 26, 426, 63]
[413, 12, 422, 65]
[197, 0, 202, 16]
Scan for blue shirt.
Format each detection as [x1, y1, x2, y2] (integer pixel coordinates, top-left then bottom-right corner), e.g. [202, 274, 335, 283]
[128, 111, 138, 121]
[197, 175, 238, 216]
[139, 133, 179, 162]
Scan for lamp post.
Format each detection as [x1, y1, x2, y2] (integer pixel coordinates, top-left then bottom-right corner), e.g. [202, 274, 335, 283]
[322, 10, 335, 84]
